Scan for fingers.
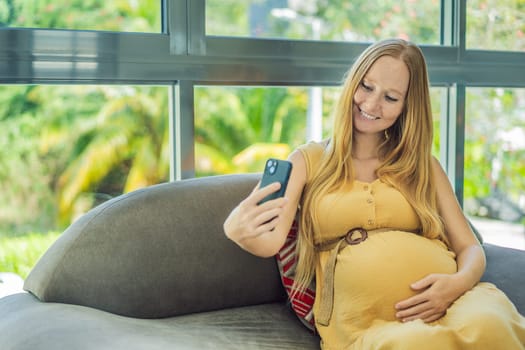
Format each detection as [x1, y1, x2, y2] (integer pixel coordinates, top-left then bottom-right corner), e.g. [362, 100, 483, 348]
[394, 273, 458, 324]
[248, 205, 284, 233]
[410, 274, 437, 291]
[396, 300, 430, 322]
[250, 181, 282, 204]
[395, 293, 448, 323]
[243, 215, 280, 241]
[243, 182, 288, 226]
[397, 303, 446, 323]
[240, 193, 288, 222]
[422, 311, 446, 323]
[395, 293, 425, 311]
[233, 188, 287, 242]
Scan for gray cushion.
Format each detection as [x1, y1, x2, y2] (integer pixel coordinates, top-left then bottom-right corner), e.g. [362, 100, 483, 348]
[24, 174, 284, 318]
[482, 243, 525, 315]
[0, 293, 320, 350]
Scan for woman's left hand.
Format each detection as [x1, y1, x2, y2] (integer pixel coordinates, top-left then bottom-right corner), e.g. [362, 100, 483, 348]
[394, 273, 467, 323]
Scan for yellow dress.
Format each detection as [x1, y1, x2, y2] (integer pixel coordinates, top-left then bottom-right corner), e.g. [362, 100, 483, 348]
[298, 142, 525, 350]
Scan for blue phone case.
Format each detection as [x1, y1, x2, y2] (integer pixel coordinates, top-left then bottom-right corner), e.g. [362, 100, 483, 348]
[259, 158, 292, 204]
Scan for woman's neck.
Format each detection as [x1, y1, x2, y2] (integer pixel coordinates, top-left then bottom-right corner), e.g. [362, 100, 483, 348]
[352, 133, 381, 160]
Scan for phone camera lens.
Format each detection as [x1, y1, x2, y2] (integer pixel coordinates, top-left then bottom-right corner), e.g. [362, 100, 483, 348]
[269, 165, 276, 174]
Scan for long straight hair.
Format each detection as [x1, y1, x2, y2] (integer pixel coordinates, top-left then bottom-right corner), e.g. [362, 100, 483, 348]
[293, 38, 447, 295]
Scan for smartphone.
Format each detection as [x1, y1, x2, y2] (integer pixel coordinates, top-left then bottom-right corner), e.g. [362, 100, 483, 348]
[258, 158, 293, 205]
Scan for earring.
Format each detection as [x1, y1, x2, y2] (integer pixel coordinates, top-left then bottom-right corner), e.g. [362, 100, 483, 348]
[384, 129, 390, 140]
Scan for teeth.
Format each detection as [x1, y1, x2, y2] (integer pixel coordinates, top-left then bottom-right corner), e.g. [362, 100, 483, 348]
[361, 110, 378, 120]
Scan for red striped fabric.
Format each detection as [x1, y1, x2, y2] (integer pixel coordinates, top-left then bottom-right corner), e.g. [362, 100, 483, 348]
[276, 219, 316, 332]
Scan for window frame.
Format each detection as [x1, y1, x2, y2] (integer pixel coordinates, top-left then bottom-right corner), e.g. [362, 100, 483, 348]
[0, 0, 524, 204]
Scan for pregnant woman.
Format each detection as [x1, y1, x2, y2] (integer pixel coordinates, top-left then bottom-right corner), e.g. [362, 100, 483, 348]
[224, 38, 525, 349]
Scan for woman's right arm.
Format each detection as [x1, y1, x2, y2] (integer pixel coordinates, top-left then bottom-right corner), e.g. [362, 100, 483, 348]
[223, 150, 307, 257]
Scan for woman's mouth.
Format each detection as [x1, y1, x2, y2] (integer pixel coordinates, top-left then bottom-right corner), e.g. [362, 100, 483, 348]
[360, 109, 379, 121]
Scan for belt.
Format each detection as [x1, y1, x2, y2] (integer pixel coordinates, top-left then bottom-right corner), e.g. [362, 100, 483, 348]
[314, 227, 405, 326]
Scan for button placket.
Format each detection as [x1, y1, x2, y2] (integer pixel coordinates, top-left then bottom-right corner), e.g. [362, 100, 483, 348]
[364, 183, 375, 228]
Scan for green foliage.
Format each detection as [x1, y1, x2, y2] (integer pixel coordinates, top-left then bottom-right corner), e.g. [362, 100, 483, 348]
[0, 231, 60, 279]
[41, 86, 170, 225]
[429, 88, 443, 158]
[464, 88, 525, 203]
[2, 0, 161, 32]
[207, 0, 441, 44]
[313, 0, 440, 43]
[0, 0, 165, 232]
[0, 84, 170, 231]
[0, 86, 57, 233]
[206, 0, 249, 36]
[194, 86, 307, 175]
[467, 0, 525, 51]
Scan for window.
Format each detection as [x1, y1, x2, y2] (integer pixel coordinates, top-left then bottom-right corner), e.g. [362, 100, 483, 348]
[206, 0, 440, 44]
[193, 85, 444, 176]
[467, 0, 525, 51]
[194, 85, 316, 176]
[464, 87, 525, 249]
[2, 0, 525, 258]
[431, 87, 445, 159]
[0, 85, 170, 233]
[1, 0, 162, 32]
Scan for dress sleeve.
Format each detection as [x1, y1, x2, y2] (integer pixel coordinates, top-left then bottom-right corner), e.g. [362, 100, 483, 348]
[296, 140, 327, 183]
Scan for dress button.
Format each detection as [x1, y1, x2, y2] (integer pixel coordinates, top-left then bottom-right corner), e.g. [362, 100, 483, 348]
[368, 219, 374, 225]
[367, 198, 373, 204]
[363, 185, 369, 191]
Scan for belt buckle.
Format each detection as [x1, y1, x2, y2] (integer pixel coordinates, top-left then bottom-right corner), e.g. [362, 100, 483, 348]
[345, 228, 368, 245]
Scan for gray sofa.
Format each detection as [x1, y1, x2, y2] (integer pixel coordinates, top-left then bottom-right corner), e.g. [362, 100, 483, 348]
[0, 173, 524, 350]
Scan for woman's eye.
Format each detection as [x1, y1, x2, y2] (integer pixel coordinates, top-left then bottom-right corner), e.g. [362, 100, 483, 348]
[361, 82, 372, 91]
[385, 95, 399, 102]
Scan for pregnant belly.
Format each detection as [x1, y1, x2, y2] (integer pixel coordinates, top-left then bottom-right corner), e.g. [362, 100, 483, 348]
[331, 231, 457, 322]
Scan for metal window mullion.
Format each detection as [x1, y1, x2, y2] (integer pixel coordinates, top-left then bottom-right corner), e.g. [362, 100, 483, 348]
[454, 0, 467, 206]
[439, 87, 451, 170]
[440, 0, 455, 46]
[161, 0, 168, 34]
[169, 0, 189, 55]
[446, 84, 466, 206]
[188, 0, 206, 55]
[441, 0, 467, 206]
[457, 0, 467, 59]
[170, 80, 195, 181]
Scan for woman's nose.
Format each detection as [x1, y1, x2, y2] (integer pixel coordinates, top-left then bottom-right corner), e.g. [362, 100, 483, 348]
[361, 92, 381, 111]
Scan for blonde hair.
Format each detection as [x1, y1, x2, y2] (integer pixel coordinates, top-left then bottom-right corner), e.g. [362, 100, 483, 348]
[293, 38, 447, 295]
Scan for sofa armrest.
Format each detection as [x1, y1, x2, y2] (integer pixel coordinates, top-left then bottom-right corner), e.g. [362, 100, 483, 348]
[481, 243, 525, 315]
[24, 174, 285, 318]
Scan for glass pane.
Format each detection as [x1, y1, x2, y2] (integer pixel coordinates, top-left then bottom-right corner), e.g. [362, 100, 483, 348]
[206, 0, 440, 44]
[1, 0, 161, 32]
[430, 87, 443, 159]
[467, 0, 525, 51]
[465, 87, 525, 250]
[193, 86, 443, 176]
[0, 85, 170, 238]
[194, 85, 338, 176]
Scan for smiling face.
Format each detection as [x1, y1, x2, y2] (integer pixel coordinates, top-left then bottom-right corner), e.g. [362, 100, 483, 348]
[352, 55, 410, 136]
